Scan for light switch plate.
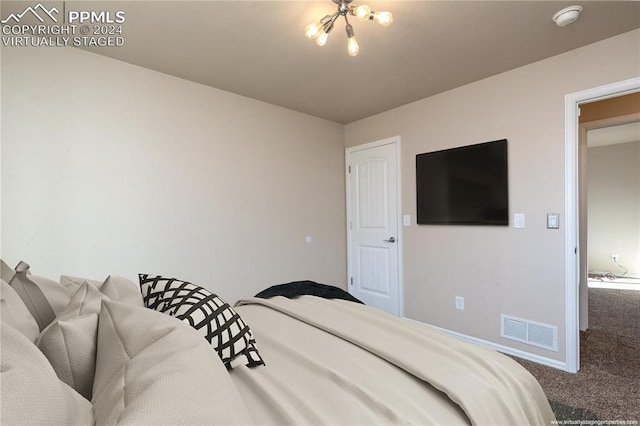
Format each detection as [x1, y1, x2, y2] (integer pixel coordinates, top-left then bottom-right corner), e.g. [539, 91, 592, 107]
[514, 213, 525, 229]
[547, 213, 559, 229]
[403, 214, 410, 226]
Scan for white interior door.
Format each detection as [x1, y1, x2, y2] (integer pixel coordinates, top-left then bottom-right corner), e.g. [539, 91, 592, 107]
[347, 139, 401, 316]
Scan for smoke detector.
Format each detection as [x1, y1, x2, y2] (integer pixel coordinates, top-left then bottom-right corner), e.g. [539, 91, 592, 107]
[553, 5, 583, 27]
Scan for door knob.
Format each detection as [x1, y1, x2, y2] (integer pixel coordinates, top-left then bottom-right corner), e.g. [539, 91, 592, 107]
[383, 237, 396, 243]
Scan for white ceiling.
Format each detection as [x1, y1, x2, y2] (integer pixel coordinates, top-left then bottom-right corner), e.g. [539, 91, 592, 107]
[588, 121, 640, 147]
[5, 1, 639, 124]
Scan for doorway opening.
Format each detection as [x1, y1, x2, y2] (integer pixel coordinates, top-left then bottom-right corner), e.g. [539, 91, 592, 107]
[579, 93, 640, 331]
[565, 78, 640, 373]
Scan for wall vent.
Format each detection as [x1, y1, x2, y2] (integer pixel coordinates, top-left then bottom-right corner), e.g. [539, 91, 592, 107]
[500, 315, 558, 352]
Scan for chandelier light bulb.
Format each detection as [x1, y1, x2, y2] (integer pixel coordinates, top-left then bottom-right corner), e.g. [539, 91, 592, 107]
[345, 24, 359, 56]
[372, 11, 393, 26]
[316, 22, 334, 47]
[305, 15, 332, 39]
[316, 31, 329, 46]
[353, 5, 372, 21]
[347, 36, 359, 56]
[304, 20, 323, 39]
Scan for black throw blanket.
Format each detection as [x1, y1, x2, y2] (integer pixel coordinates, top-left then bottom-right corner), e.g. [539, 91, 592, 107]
[255, 281, 364, 304]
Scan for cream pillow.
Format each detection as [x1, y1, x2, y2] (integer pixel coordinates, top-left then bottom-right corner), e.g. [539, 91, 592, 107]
[1, 279, 39, 343]
[8, 261, 72, 330]
[60, 274, 143, 306]
[0, 322, 94, 425]
[36, 282, 111, 400]
[100, 275, 143, 306]
[57, 280, 111, 317]
[0, 258, 15, 282]
[92, 300, 254, 425]
[60, 274, 103, 291]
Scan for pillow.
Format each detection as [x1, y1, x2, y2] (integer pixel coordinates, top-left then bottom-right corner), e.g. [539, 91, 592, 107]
[59, 274, 103, 291]
[60, 274, 143, 306]
[37, 314, 98, 400]
[0, 279, 39, 343]
[0, 258, 15, 282]
[101, 275, 143, 306]
[92, 300, 254, 425]
[139, 274, 264, 368]
[0, 322, 94, 425]
[7, 261, 71, 331]
[36, 282, 112, 400]
[56, 280, 112, 318]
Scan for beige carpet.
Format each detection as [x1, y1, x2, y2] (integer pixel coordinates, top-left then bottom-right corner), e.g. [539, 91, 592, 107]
[515, 287, 640, 423]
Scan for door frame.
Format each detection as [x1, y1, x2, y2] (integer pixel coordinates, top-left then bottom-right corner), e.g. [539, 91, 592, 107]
[564, 77, 640, 373]
[345, 136, 403, 316]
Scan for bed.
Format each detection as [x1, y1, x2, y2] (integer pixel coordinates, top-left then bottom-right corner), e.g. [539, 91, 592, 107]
[1, 260, 555, 425]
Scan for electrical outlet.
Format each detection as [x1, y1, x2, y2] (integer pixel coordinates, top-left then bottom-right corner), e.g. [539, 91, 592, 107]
[455, 296, 464, 310]
[611, 253, 619, 263]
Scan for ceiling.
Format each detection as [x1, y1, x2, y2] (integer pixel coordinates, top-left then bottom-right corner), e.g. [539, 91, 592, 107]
[5, 1, 639, 124]
[588, 121, 640, 147]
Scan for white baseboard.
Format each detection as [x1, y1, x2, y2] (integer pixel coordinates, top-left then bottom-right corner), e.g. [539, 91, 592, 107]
[403, 317, 570, 372]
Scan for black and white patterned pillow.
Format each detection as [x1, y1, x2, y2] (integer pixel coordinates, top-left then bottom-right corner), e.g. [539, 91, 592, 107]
[138, 274, 264, 368]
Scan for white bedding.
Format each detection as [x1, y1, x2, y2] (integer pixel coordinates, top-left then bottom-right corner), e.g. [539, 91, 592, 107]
[232, 296, 555, 426]
[1, 258, 556, 425]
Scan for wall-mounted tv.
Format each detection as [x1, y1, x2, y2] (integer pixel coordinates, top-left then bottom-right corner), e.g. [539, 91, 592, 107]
[416, 139, 508, 225]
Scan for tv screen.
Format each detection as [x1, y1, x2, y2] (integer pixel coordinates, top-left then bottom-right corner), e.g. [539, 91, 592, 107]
[416, 139, 508, 225]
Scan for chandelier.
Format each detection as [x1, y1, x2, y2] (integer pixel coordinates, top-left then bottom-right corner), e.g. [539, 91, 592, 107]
[304, 0, 393, 57]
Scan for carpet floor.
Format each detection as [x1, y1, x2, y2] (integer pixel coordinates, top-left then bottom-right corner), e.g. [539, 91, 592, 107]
[514, 287, 640, 423]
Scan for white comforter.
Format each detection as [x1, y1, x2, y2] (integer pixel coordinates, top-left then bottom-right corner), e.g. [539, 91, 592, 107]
[231, 296, 555, 425]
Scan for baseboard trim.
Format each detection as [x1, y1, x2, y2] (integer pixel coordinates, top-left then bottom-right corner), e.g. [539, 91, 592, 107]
[403, 317, 570, 372]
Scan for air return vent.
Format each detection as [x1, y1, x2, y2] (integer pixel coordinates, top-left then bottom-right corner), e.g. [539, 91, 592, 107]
[501, 315, 558, 351]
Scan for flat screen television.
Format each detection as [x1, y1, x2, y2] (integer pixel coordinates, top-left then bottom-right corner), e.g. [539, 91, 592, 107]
[416, 139, 508, 225]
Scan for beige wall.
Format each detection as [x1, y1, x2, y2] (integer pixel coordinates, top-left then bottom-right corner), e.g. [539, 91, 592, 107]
[1, 46, 346, 303]
[588, 141, 640, 278]
[345, 30, 640, 363]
